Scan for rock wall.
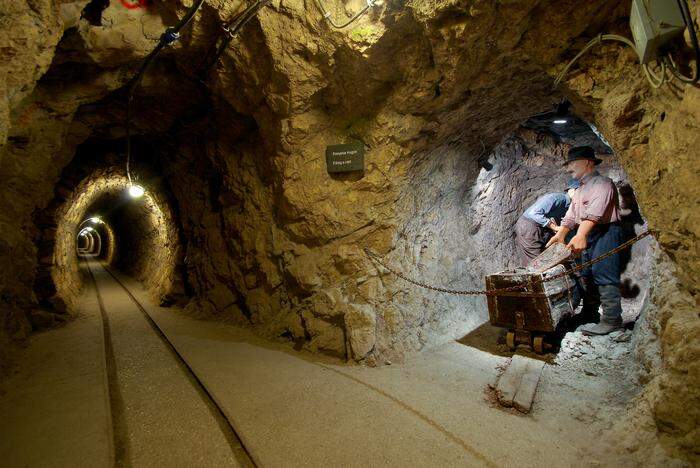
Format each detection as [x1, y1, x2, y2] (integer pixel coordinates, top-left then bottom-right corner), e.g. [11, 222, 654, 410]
[108, 180, 186, 305]
[0, 0, 697, 461]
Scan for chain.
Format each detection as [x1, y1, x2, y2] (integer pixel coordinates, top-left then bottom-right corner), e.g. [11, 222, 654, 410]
[542, 230, 652, 282]
[363, 230, 652, 297]
[363, 248, 545, 297]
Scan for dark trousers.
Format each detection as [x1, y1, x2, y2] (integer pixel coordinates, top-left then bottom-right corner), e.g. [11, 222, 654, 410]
[515, 217, 551, 267]
[571, 223, 623, 323]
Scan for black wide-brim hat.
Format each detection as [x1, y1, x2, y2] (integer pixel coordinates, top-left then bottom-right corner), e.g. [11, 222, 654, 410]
[563, 145, 603, 166]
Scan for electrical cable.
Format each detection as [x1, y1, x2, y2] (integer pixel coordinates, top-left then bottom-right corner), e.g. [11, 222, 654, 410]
[664, 0, 699, 84]
[556, 1, 699, 90]
[125, 0, 206, 185]
[643, 60, 667, 89]
[196, 9, 245, 80]
[554, 33, 670, 89]
[554, 34, 634, 87]
[197, 0, 271, 79]
[225, 0, 269, 35]
[314, 0, 376, 29]
[217, 0, 270, 62]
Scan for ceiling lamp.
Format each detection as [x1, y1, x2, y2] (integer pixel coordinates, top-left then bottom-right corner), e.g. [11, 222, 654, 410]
[128, 184, 145, 198]
[552, 101, 571, 125]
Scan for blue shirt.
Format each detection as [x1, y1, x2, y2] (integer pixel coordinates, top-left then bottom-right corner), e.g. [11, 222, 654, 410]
[523, 192, 571, 227]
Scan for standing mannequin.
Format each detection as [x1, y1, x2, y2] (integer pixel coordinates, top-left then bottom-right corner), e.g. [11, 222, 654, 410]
[547, 146, 623, 336]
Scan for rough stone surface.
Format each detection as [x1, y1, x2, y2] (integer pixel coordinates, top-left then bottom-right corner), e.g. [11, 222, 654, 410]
[344, 303, 376, 360]
[0, 0, 698, 462]
[28, 309, 57, 329]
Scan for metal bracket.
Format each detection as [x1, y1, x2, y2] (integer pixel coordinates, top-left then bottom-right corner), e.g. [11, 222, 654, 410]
[162, 28, 181, 46]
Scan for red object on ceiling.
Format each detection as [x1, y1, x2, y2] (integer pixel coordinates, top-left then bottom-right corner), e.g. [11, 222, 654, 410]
[120, 0, 149, 9]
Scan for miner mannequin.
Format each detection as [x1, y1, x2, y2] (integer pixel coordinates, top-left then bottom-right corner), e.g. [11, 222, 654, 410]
[515, 178, 580, 267]
[546, 146, 623, 336]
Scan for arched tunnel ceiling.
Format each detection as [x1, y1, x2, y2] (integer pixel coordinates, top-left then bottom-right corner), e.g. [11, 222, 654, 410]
[521, 102, 614, 155]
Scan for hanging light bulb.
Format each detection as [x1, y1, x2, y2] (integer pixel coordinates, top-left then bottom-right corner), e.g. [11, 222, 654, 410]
[128, 184, 145, 198]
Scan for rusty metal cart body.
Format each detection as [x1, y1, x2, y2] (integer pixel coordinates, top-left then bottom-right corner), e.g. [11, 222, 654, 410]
[485, 245, 577, 353]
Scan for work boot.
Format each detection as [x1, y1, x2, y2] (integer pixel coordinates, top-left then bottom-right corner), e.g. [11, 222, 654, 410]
[570, 279, 600, 327]
[582, 284, 624, 336]
[581, 317, 623, 336]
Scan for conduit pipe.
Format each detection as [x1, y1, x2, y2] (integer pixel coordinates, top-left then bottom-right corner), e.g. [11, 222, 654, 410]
[126, 0, 206, 186]
[315, 0, 377, 29]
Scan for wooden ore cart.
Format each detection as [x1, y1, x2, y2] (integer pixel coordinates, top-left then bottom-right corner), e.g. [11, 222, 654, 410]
[485, 245, 576, 354]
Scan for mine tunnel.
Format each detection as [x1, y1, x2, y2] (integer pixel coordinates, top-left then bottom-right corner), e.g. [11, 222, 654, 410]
[0, 1, 698, 467]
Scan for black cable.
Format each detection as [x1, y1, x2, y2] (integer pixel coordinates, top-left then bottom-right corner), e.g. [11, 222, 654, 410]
[197, 10, 247, 77]
[126, 0, 206, 184]
[666, 0, 699, 84]
[226, 0, 269, 34]
[213, 3, 262, 64]
[172, 0, 206, 31]
[315, 0, 376, 29]
[197, 0, 271, 79]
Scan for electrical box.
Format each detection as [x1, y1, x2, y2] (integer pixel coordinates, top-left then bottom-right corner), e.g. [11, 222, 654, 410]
[630, 0, 685, 63]
[325, 143, 364, 173]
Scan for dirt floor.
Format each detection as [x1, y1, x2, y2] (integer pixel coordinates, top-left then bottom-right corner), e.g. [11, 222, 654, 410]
[0, 261, 250, 467]
[0, 264, 686, 467]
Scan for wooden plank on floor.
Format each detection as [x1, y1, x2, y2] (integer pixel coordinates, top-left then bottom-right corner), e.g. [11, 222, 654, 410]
[495, 356, 527, 406]
[513, 357, 545, 413]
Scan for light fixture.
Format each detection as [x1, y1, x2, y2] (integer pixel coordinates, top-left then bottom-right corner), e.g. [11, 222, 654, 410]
[552, 100, 571, 125]
[128, 184, 145, 198]
[90, 217, 102, 224]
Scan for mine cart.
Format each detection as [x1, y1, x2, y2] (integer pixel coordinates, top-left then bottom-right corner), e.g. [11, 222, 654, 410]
[485, 244, 577, 354]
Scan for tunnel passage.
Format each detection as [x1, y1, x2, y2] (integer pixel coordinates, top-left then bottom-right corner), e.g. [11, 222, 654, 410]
[77, 225, 104, 256]
[57, 173, 184, 309]
[382, 108, 656, 356]
[78, 183, 185, 303]
[33, 137, 187, 315]
[75, 214, 117, 261]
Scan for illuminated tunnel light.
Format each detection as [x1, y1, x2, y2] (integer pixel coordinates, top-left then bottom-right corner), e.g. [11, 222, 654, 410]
[553, 119, 568, 125]
[128, 184, 145, 198]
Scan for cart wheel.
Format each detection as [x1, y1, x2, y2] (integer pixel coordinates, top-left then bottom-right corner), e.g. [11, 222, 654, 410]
[533, 336, 544, 354]
[506, 331, 515, 350]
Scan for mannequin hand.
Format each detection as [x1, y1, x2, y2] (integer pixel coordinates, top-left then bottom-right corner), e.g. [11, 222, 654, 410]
[546, 232, 565, 248]
[567, 234, 588, 253]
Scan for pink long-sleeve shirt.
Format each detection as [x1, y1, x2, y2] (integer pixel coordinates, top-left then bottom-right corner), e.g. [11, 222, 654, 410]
[561, 171, 620, 230]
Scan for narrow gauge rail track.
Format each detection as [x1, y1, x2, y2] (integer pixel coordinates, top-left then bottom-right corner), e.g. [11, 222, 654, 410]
[83, 256, 255, 467]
